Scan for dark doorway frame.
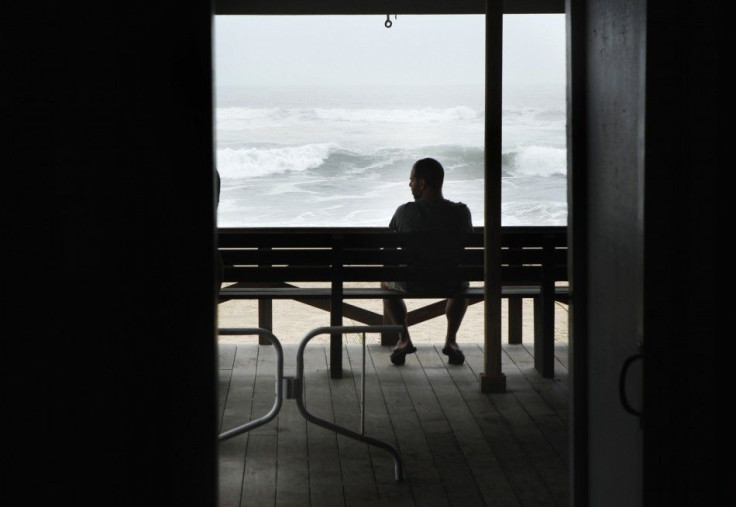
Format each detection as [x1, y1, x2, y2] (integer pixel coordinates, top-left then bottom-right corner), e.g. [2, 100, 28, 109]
[213, 0, 567, 396]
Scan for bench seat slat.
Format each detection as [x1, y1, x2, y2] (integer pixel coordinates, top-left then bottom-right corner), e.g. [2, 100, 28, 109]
[219, 247, 566, 266]
[221, 266, 565, 283]
[219, 285, 569, 300]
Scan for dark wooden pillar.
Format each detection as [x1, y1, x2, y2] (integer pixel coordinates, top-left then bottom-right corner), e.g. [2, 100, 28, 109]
[481, 0, 506, 393]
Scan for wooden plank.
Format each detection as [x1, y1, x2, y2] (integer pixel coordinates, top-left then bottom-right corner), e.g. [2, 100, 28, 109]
[506, 344, 570, 462]
[218, 344, 258, 507]
[368, 344, 450, 505]
[415, 345, 521, 505]
[240, 344, 279, 506]
[303, 344, 346, 507]
[217, 343, 236, 430]
[275, 348, 310, 506]
[244, 344, 279, 436]
[217, 367, 232, 432]
[511, 342, 570, 424]
[459, 344, 558, 506]
[344, 343, 414, 506]
[552, 340, 569, 370]
[240, 435, 277, 507]
[219, 343, 237, 370]
[502, 346, 558, 417]
[394, 347, 487, 505]
[466, 345, 569, 506]
[329, 346, 380, 505]
[489, 387, 568, 505]
[501, 344, 569, 465]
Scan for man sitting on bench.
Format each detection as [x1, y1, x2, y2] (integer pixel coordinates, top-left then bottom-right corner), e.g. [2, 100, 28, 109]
[382, 158, 473, 366]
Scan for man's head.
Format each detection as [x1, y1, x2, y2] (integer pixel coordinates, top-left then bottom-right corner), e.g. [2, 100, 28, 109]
[410, 158, 445, 200]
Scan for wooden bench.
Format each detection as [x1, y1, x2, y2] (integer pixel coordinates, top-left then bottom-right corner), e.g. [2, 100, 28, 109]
[218, 226, 568, 378]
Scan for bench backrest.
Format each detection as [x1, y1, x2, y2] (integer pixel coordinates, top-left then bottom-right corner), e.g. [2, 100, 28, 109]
[218, 226, 567, 286]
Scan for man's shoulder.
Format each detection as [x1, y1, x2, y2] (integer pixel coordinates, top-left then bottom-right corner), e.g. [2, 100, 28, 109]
[445, 199, 470, 210]
[443, 200, 473, 230]
[395, 201, 417, 211]
[443, 199, 472, 219]
[392, 201, 418, 219]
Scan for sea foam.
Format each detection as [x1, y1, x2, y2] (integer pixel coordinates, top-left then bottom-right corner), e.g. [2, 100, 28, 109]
[506, 145, 567, 177]
[217, 143, 338, 178]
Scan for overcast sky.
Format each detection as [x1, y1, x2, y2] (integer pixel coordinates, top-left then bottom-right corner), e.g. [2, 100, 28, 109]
[214, 14, 565, 88]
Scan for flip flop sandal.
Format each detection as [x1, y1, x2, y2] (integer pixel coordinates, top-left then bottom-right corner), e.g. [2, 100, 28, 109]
[442, 346, 465, 365]
[390, 345, 417, 366]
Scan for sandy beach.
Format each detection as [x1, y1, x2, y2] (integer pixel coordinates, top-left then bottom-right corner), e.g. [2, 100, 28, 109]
[217, 282, 569, 347]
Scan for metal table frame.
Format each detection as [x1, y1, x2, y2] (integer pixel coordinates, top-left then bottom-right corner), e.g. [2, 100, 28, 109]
[218, 325, 405, 481]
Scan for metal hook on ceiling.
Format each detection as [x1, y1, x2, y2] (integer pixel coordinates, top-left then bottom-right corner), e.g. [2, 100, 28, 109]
[385, 14, 397, 28]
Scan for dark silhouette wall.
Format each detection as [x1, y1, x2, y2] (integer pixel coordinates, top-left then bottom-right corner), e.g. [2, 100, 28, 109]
[569, 0, 720, 504]
[4, 1, 218, 504]
[642, 1, 719, 504]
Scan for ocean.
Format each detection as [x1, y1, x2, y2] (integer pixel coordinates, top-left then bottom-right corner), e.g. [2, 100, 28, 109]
[215, 84, 567, 227]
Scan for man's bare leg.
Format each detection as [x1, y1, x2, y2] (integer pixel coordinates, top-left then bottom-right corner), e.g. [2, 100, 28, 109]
[444, 297, 468, 352]
[381, 282, 413, 351]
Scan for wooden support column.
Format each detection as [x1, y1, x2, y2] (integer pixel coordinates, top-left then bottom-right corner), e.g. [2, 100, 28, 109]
[480, 0, 506, 393]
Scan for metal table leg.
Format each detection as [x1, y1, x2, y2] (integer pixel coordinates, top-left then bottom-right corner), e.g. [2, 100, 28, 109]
[295, 325, 405, 482]
[218, 328, 284, 441]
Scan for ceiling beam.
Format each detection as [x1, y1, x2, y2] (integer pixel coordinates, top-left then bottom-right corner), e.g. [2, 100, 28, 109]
[215, 0, 564, 15]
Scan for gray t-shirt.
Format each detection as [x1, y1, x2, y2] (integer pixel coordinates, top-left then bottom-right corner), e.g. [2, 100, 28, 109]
[389, 199, 472, 291]
[389, 199, 472, 234]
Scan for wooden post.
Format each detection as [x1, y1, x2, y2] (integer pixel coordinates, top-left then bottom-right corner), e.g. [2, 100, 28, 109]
[480, 0, 506, 393]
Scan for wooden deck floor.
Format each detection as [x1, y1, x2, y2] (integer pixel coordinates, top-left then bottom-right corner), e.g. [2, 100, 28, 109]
[218, 341, 569, 507]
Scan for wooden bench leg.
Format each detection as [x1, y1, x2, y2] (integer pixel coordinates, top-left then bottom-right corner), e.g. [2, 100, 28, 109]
[330, 283, 343, 379]
[508, 297, 522, 345]
[533, 286, 555, 378]
[381, 302, 400, 346]
[258, 299, 272, 346]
